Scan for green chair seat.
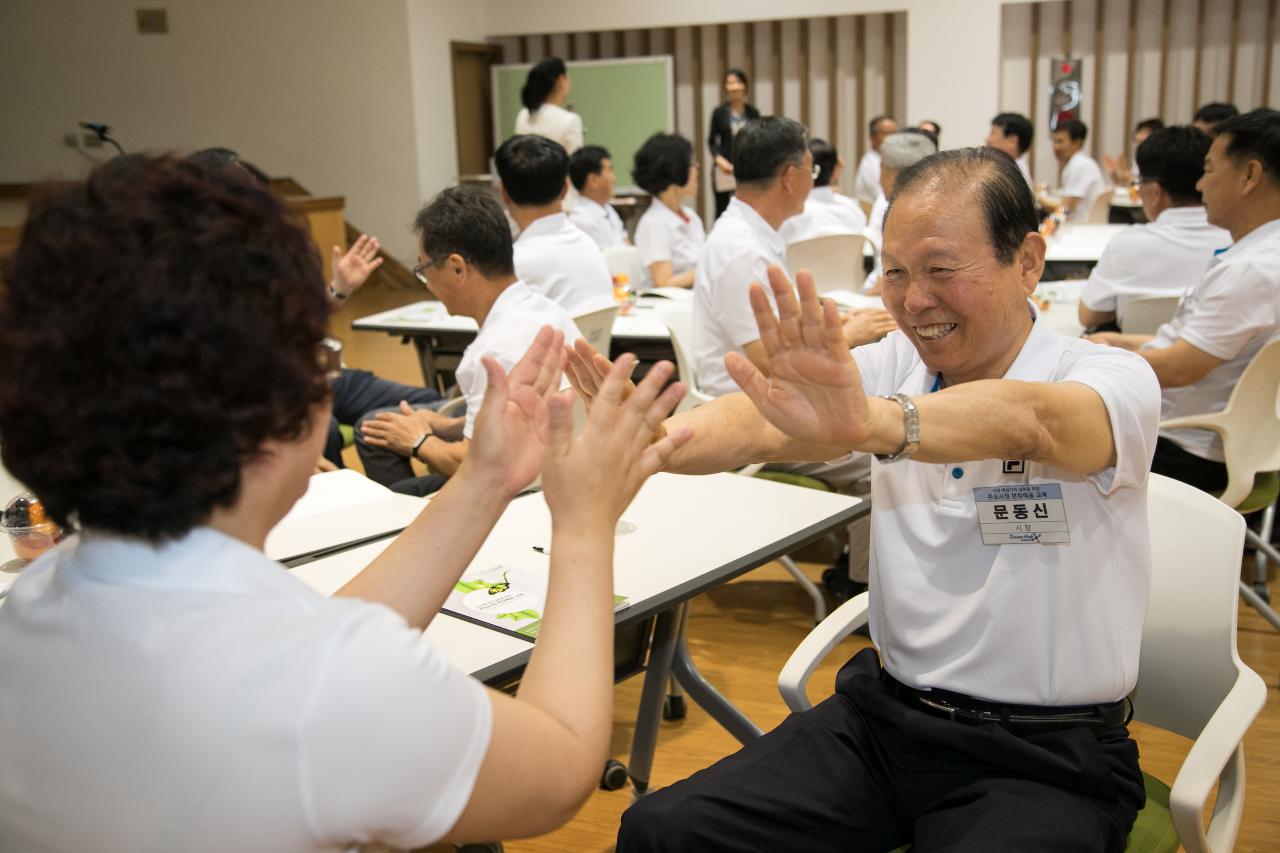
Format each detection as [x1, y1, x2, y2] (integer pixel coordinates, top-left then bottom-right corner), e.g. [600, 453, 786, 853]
[752, 471, 834, 492]
[1217, 470, 1280, 515]
[338, 423, 355, 449]
[881, 772, 1176, 853]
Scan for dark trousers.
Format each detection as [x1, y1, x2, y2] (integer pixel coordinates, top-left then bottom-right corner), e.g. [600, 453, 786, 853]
[1150, 435, 1228, 494]
[354, 400, 451, 496]
[618, 649, 1144, 853]
[323, 369, 440, 468]
[714, 190, 734, 220]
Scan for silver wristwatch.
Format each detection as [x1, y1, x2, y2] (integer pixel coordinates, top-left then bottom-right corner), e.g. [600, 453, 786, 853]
[875, 393, 920, 463]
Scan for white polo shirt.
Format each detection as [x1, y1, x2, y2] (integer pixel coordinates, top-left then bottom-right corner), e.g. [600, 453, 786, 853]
[0, 528, 491, 852]
[513, 212, 615, 317]
[634, 200, 706, 289]
[1016, 156, 1033, 189]
[1057, 150, 1108, 222]
[456, 281, 583, 439]
[693, 197, 787, 397]
[779, 186, 870, 245]
[853, 150, 882, 203]
[1148, 217, 1280, 462]
[514, 103, 583, 154]
[857, 306, 1161, 705]
[1080, 207, 1230, 315]
[863, 191, 890, 292]
[567, 196, 627, 250]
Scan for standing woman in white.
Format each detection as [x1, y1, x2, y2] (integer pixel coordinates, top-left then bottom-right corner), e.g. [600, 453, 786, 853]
[514, 57, 584, 155]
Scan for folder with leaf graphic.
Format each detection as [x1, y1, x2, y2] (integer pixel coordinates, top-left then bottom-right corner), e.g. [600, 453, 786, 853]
[442, 563, 630, 641]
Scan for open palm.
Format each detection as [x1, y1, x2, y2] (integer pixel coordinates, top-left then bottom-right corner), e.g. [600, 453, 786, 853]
[468, 326, 566, 497]
[725, 266, 875, 449]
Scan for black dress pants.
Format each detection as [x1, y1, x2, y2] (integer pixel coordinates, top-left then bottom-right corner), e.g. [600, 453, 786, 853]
[617, 649, 1144, 853]
[1149, 435, 1228, 494]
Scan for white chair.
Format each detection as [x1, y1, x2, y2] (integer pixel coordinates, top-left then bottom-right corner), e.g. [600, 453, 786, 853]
[1087, 188, 1116, 223]
[602, 244, 647, 291]
[571, 304, 620, 360]
[1118, 296, 1180, 335]
[786, 233, 868, 295]
[1160, 336, 1280, 631]
[654, 300, 713, 412]
[778, 474, 1267, 853]
[655, 300, 828, 624]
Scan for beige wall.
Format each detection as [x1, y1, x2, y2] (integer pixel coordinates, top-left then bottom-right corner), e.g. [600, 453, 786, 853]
[480, 0, 1006, 154]
[0, 0, 482, 262]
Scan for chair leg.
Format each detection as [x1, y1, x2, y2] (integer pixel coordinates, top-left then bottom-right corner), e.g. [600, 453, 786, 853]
[1253, 503, 1276, 603]
[779, 555, 827, 625]
[1239, 580, 1280, 632]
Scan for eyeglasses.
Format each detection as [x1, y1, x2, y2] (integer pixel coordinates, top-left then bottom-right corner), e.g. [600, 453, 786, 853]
[319, 337, 344, 382]
[411, 255, 452, 283]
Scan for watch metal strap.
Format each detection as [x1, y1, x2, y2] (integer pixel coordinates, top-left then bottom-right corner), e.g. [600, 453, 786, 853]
[874, 393, 920, 463]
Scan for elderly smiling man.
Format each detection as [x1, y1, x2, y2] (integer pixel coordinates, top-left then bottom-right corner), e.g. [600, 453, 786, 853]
[570, 148, 1162, 852]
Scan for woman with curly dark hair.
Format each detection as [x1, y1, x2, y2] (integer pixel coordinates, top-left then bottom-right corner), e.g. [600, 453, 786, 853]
[0, 156, 689, 851]
[632, 132, 705, 290]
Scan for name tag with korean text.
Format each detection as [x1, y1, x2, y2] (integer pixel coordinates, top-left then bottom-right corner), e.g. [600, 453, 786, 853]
[973, 483, 1070, 545]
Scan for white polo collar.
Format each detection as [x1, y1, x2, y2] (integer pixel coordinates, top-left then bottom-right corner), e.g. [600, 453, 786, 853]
[726, 197, 785, 257]
[1152, 206, 1207, 226]
[1224, 217, 1280, 257]
[516, 212, 570, 242]
[809, 186, 836, 203]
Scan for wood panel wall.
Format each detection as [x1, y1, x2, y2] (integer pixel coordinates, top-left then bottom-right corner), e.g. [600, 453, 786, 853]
[1001, 0, 1279, 186]
[491, 13, 908, 224]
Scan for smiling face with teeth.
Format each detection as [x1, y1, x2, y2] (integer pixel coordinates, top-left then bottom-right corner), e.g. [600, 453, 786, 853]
[880, 181, 1045, 387]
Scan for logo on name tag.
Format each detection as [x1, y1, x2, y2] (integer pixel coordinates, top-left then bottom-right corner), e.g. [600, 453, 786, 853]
[1002, 460, 1025, 474]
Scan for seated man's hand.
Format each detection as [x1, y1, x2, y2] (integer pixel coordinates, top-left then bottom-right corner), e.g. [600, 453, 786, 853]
[330, 234, 384, 300]
[361, 401, 437, 457]
[314, 456, 339, 473]
[726, 266, 875, 450]
[543, 354, 690, 530]
[841, 308, 898, 347]
[466, 325, 566, 497]
[565, 338, 634, 408]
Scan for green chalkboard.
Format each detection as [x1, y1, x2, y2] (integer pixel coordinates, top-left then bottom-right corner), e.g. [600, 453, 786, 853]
[492, 56, 674, 193]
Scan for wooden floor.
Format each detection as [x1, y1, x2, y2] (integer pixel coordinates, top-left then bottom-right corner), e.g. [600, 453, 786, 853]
[337, 283, 1280, 853]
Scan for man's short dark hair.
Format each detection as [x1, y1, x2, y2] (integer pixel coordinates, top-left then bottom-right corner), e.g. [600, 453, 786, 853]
[991, 113, 1034, 155]
[632, 133, 693, 195]
[809, 138, 838, 187]
[889, 147, 1039, 267]
[1214, 108, 1280, 184]
[733, 116, 808, 187]
[495, 134, 569, 206]
[1054, 119, 1088, 143]
[0, 156, 331, 541]
[1135, 125, 1212, 204]
[1135, 117, 1165, 135]
[569, 145, 611, 192]
[869, 114, 894, 137]
[1194, 102, 1239, 129]
[413, 186, 515, 278]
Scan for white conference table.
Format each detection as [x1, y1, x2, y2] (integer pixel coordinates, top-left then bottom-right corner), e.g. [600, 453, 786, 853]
[289, 470, 866, 793]
[1043, 223, 1128, 263]
[354, 297, 674, 389]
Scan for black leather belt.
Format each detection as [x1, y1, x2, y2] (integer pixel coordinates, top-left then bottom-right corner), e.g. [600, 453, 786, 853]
[884, 673, 1130, 737]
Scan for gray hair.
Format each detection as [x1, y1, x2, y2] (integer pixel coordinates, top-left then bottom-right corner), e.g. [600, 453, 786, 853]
[880, 131, 938, 171]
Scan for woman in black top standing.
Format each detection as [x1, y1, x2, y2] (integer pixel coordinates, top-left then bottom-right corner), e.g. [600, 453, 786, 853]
[707, 68, 760, 219]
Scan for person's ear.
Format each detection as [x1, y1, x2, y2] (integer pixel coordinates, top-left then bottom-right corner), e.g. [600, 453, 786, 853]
[1241, 158, 1265, 196]
[559, 177, 570, 201]
[1018, 231, 1047, 294]
[499, 183, 513, 208]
